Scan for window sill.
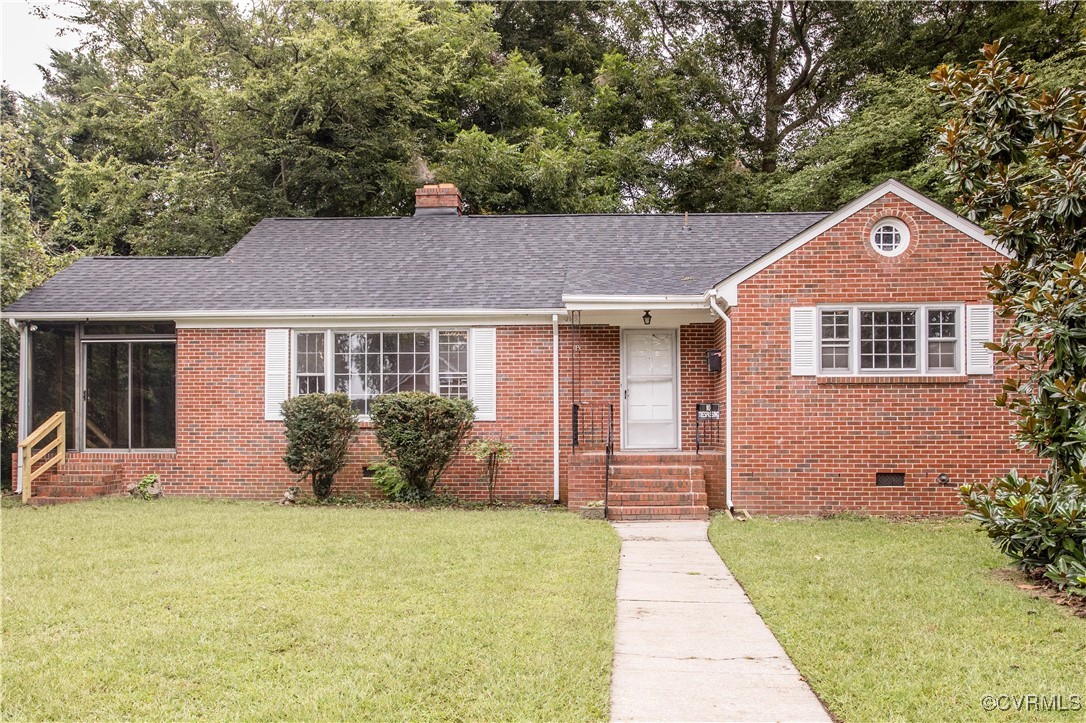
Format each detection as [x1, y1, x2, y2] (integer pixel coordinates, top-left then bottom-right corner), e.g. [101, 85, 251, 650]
[817, 375, 968, 385]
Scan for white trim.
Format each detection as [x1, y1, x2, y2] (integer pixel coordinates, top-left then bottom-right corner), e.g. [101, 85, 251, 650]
[563, 294, 708, 311]
[707, 297, 733, 510]
[814, 303, 967, 378]
[714, 179, 1011, 305]
[4, 308, 566, 324]
[620, 328, 680, 451]
[15, 323, 28, 494]
[290, 328, 475, 419]
[870, 217, 910, 257]
[551, 314, 560, 502]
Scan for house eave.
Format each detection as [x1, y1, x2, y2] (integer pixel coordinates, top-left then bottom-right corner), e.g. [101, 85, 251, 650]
[562, 294, 710, 311]
[1, 307, 569, 325]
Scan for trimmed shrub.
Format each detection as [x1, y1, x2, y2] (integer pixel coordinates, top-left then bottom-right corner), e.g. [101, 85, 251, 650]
[370, 392, 474, 499]
[281, 392, 359, 499]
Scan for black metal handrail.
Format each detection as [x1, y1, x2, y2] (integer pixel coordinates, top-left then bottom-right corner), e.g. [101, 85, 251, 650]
[604, 403, 614, 519]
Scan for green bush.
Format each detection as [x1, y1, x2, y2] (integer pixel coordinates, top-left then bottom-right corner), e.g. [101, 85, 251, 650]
[369, 461, 412, 502]
[962, 472, 1086, 593]
[281, 392, 359, 499]
[369, 392, 475, 500]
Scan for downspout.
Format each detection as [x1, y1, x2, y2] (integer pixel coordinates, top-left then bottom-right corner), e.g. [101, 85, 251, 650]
[707, 297, 734, 512]
[551, 313, 560, 502]
[12, 319, 28, 495]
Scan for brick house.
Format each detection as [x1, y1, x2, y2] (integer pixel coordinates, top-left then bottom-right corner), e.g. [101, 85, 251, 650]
[5, 180, 1040, 517]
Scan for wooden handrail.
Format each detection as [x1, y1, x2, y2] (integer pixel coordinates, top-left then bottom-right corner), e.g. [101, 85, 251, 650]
[18, 411, 66, 503]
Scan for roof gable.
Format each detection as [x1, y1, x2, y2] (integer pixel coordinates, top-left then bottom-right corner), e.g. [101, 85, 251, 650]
[712, 179, 1009, 305]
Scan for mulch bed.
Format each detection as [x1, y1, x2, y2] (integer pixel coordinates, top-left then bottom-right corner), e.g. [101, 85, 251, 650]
[993, 567, 1086, 618]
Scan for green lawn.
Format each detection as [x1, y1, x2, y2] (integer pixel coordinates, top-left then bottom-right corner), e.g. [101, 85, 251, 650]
[2, 498, 619, 720]
[709, 515, 1086, 722]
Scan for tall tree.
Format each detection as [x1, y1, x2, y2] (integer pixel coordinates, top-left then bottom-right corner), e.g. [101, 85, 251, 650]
[0, 87, 78, 487]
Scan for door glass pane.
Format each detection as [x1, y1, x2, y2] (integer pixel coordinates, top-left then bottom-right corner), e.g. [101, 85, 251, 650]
[29, 324, 76, 448]
[84, 343, 129, 449]
[131, 343, 176, 448]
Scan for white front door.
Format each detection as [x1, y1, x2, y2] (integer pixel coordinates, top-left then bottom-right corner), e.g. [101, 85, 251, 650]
[623, 330, 678, 449]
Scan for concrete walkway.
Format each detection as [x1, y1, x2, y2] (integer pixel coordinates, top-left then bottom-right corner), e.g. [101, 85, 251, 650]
[610, 521, 830, 722]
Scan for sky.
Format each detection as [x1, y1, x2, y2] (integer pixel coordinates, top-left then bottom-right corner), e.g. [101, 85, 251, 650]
[2, 0, 81, 96]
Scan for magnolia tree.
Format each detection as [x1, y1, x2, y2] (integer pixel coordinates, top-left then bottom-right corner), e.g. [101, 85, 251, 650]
[931, 41, 1086, 593]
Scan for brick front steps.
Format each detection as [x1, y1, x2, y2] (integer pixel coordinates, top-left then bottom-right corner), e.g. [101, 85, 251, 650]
[606, 454, 710, 521]
[25, 458, 124, 505]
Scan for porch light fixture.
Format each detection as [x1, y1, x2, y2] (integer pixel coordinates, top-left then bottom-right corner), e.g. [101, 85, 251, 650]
[643, 310, 652, 325]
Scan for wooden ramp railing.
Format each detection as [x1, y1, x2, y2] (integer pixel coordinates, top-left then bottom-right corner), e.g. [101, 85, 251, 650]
[18, 411, 66, 503]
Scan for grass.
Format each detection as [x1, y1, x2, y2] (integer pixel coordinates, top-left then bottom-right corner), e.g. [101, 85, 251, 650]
[2, 498, 619, 720]
[709, 515, 1086, 722]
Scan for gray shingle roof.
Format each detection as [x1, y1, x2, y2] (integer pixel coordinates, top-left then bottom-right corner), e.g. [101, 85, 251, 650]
[4, 212, 827, 316]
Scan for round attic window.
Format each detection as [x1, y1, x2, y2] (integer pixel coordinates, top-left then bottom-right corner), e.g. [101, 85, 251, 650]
[870, 218, 909, 257]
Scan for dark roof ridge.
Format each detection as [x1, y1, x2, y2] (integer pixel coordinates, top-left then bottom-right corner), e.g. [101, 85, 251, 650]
[257, 210, 830, 221]
[89, 255, 213, 260]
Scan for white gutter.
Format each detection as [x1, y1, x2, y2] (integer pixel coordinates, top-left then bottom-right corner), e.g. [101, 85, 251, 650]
[551, 313, 560, 502]
[708, 296, 734, 511]
[1, 307, 567, 322]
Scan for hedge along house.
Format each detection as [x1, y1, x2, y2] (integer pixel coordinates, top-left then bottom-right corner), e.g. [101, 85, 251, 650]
[5, 180, 1042, 517]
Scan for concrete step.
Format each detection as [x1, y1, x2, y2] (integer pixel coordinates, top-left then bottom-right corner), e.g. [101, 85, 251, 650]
[608, 505, 710, 521]
[609, 491, 707, 507]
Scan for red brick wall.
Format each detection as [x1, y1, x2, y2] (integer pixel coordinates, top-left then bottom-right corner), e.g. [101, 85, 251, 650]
[559, 323, 724, 506]
[729, 192, 1044, 515]
[54, 325, 558, 502]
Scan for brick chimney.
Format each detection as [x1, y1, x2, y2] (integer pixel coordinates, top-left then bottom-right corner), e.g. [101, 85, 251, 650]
[414, 183, 463, 217]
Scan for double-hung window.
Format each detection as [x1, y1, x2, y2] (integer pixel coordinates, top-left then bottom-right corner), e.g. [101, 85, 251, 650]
[817, 305, 962, 375]
[293, 329, 470, 415]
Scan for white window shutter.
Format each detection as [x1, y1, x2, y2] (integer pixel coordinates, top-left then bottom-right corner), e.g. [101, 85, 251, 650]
[469, 328, 497, 421]
[264, 328, 290, 420]
[966, 305, 995, 375]
[790, 307, 818, 376]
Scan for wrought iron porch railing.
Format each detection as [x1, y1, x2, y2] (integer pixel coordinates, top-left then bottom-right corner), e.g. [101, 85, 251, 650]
[571, 402, 611, 450]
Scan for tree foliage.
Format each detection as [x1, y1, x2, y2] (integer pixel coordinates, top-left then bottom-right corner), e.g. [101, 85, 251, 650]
[932, 41, 1086, 593]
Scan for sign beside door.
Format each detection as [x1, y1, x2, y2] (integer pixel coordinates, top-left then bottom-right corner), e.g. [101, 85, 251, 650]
[622, 329, 678, 450]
